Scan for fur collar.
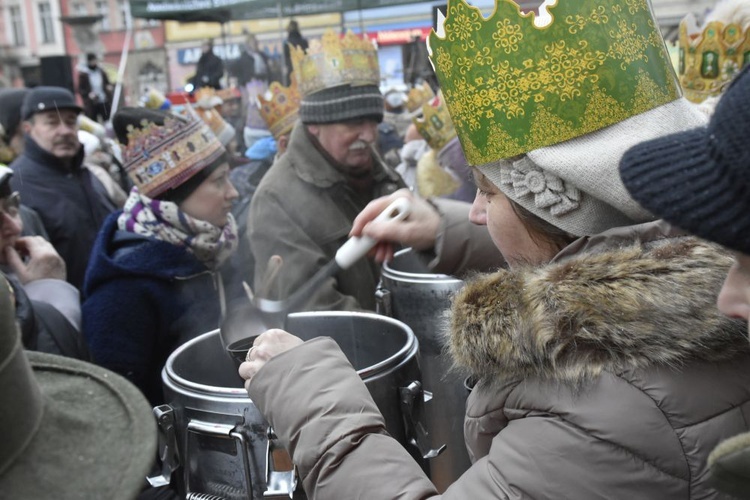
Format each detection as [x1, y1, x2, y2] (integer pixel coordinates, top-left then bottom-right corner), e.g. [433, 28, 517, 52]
[449, 237, 748, 383]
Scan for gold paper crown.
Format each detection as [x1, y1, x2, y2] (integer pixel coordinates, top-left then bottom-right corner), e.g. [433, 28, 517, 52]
[678, 14, 750, 103]
[290, 29, 380, 97]
[122, 113, 225, 198]
[194, 87, 223, 109]
[428, 0, 681, 166]
[258, 77, 302, 139]
[406, 83, 435, 113]
[413, 92, 457, 151]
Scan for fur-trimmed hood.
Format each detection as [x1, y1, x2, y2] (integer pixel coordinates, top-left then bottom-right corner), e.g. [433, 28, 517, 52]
[450, 236, 748, 383]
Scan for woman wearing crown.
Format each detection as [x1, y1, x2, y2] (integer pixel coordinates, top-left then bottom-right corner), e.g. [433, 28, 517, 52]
[237, 0, 750, 498]
[82, 107, 239, 405]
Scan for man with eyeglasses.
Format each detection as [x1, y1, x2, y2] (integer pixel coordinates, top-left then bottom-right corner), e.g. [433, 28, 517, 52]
[8, 86, 116, 291]
[0, 165, 88, 359]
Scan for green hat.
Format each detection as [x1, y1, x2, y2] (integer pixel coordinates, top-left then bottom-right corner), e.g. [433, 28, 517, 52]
[0, 275, 157, 499]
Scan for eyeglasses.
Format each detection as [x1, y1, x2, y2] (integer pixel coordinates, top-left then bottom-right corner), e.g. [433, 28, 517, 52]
[0, 192, 21, 228]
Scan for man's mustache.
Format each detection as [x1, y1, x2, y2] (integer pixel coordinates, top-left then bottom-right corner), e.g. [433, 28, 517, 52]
[349, 140, 371, 151]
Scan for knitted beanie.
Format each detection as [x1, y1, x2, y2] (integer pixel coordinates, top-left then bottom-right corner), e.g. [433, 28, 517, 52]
[620, 65, 750, 255]
[478, 98, 707, 237]
[299, 84, 384, 124]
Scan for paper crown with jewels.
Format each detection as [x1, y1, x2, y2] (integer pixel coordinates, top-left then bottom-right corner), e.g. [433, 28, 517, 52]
[121, 112, 225, 198]
[258, 77, 302, 139]
[289, 29, 380, 97]
[678, 14, 750, 103]
[428, 0, 681, 166]
[414, 92, 457, 151]
[406, 82, 436, 113]
[191, 87, 236, 147]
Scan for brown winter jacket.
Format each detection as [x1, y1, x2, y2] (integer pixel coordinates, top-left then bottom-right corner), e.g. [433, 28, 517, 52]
[248, 223, 750, 499]
[247, 122, 404, 311]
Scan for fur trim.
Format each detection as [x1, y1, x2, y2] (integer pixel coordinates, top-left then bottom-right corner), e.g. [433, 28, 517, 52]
[449, 237, 748, 383]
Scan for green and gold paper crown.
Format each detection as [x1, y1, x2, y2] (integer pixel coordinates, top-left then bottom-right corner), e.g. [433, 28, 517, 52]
[678, 14, 750, 103]
[290, 29, 380, 97]
[428, 0, 681, 165]
[258, 77, 302, 139]
[414, 92, 457, 151]
[406, 82, 436, 112]
[122, 113, 224, 198]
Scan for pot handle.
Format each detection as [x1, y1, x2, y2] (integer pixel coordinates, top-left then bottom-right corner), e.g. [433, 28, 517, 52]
[147, 405, 180, 487]
[264, 427, 298, 499]
[375, 284, 392, 317]
[399, 381, 446, 460]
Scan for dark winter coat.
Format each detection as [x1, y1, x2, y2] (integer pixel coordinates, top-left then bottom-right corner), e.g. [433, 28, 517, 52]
[247, 123, 405, 311]
[10, 137, 117, 290]
[248, 226, 750, 499]
[82, 213, 223, 405]
[193, 51, 224, 90]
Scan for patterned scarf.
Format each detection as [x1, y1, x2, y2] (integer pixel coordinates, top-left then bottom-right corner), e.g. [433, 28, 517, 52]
[117, 187, 238, 270]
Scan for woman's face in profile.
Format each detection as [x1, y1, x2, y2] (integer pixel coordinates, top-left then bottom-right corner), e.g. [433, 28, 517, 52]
[468, 169, 557, 268]
[179, 163, 238, 227]
[717, 252, 750, 331]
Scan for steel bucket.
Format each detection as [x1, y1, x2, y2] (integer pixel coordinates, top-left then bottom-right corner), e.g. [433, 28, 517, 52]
[377, 248, 470, 492]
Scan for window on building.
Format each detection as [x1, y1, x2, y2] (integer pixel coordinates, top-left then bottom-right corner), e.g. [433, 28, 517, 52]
[96, 0, 110, 31]
[72, 2, 87, 15]
[8, 5, 25, 46]
[38, 2, 55, 44]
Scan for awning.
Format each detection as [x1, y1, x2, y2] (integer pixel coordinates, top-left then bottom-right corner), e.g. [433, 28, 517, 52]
[129, 0, 434, 22]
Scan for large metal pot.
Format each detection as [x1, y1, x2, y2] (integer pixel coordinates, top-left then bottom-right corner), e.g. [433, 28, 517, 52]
[377, 248, 471, 492]
[151, 311, 438, 499]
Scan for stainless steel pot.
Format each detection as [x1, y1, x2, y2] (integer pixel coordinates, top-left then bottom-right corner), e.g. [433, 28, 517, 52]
[151, 329, 296, 500]
[150, 311, 439, 499]
[377, 248, 471, 493]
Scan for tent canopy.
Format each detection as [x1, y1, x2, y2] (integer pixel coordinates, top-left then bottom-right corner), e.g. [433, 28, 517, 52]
[129, 0, 432, 22]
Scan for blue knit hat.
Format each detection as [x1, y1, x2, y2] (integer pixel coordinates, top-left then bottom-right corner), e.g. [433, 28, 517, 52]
[620, 64, 750, 255]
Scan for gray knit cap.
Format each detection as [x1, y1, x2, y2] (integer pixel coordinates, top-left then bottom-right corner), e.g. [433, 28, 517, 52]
[299, 84, 384, 124]
[478, 98, 708, 237]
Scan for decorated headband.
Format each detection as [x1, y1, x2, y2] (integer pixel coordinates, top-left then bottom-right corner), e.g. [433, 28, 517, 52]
[678, 14, 749, 103]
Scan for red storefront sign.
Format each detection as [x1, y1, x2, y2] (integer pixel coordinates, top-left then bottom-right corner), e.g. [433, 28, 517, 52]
[366, 27, 431, 46]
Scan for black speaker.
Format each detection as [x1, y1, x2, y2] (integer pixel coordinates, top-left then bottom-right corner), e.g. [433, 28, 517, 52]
[40, 55, 74, 92]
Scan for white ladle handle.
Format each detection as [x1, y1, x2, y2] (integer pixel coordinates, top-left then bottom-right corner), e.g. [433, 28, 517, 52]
[335, 197, 412, 270]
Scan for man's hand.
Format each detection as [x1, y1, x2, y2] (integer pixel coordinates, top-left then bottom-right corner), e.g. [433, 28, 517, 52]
[5, 236, 66, 284]
[239, 329, 304, 391]
[350, 188, 441, 262]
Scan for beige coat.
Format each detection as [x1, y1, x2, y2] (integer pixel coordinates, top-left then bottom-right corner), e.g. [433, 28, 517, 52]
[249, 222, 750, 499]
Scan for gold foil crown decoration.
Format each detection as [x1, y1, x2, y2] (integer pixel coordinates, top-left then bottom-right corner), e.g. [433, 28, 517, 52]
[678, 14, 750, 103]
[258, 78, 302, 139]
[414, 92, 457, 151]
[406, 82, 436, 112]
[122, 114, 225, 198]
[428, 0, 681, 166]
[290, 29, 381, 97]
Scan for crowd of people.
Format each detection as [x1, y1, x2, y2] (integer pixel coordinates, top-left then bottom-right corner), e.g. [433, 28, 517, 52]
[1, 0, 750, 498]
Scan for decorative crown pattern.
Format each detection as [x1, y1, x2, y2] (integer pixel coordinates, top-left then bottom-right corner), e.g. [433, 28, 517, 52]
[413, 92, 457, 151]
[290, 29, 380, 97]
[428, 0, 680, 166]
[258, 77, 302, 139]
[678, 14, 750, 103]
[122, 113, 224, 198]
[406, 82, 436, 112]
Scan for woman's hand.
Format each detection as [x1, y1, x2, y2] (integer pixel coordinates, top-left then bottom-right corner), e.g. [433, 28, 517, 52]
[239, 329, 304, 391]
[350, 189, 441, 262]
